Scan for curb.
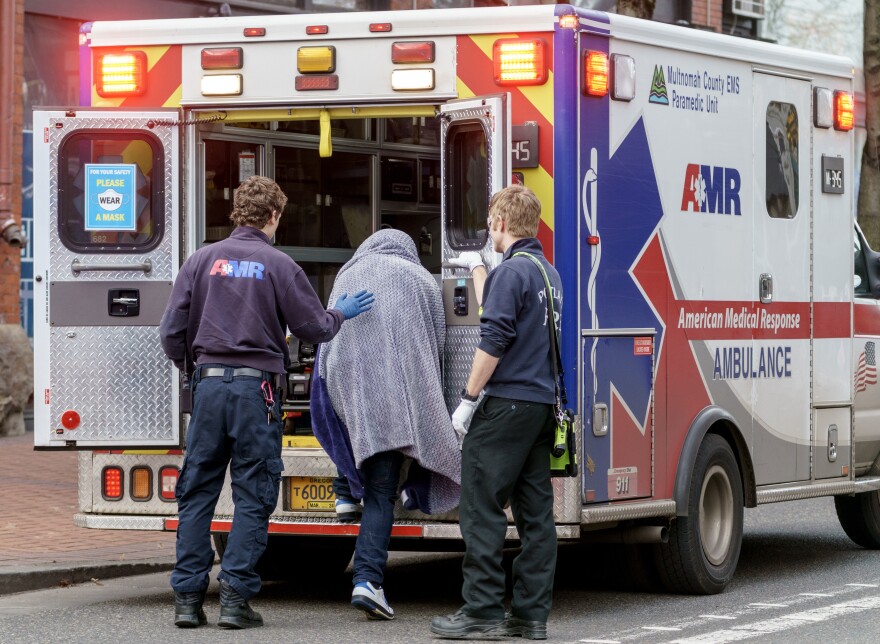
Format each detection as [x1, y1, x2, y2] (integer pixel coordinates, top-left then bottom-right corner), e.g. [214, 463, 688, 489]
[0, 558, 176, 596]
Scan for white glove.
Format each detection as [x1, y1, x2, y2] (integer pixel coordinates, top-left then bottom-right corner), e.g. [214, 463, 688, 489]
[452, 398, 478, 447]
[447, 251, 484, 273]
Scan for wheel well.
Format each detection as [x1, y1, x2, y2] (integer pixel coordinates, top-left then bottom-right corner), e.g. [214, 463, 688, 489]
[673, 406, 756, 516]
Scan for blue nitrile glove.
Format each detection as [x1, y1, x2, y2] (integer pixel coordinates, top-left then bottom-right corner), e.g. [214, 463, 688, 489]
[334, 290, 375, 320]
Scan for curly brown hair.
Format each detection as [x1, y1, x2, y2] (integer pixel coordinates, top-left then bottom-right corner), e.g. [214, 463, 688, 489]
[229, 176, 288, 228]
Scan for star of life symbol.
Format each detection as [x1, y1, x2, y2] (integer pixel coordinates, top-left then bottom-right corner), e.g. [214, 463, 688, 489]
[692, 174, 706, 207]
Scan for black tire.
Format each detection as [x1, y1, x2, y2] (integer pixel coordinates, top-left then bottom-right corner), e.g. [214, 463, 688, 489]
[212, 533, 355, 581]
[653, 434, 744, 594]
[834, 490, 880, 549]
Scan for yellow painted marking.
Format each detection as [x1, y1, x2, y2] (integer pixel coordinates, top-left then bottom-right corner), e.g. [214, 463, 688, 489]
[518, 166, 555, 231]
[127, 45, 170, 73]
[215, 105, 436, 123]
[122, 139, 153, 174]
[91, 87, 124, 108]
[282, 436, 322, 448]
[163, 85, 183, 108]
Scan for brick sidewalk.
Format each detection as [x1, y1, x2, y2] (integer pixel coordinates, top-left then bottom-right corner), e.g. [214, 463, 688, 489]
[0, 432, 176, 568]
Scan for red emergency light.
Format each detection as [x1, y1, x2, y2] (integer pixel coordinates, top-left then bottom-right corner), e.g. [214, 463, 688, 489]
[306, 25, 329, 35]
[584, 50, 609, 97]
[493, 39, 547, 86]
[834, 91, 854, 131]
[96, 51, 147, 98]
[201, 47, 243, 70]
[392, 41, 435, 64]
[370, 23, 393, 33]
[243, 27, 266, 37]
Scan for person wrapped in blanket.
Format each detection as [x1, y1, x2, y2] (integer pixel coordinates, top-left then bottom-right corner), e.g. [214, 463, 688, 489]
[310, 228, 461, 621]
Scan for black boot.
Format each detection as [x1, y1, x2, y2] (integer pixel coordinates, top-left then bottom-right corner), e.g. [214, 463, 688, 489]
[174, 590, 207, 628]
[218, 580, 264, 629]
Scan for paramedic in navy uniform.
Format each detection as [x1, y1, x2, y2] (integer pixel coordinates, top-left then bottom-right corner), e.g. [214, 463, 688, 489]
[431, 184, 562, 641]
[159, 175, 374, 629]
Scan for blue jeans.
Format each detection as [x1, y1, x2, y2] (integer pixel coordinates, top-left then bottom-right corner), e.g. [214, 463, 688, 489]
[170, 364, 283, 601]
[351, 451, 404, 586]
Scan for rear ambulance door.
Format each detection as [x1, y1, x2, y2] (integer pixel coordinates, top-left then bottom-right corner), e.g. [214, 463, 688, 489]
[751, 75, 811, 483]
[33, 110, 180, 448]
[439, 95, 510, 408]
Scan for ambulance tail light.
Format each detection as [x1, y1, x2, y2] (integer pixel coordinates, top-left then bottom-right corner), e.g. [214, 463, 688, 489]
[243, 27, 266, 37]
[392, 41, 435, 64]
[834, 91, 854, 131]
[493, 39, 547, 86]
[370, 23, 393, 33]
[102, 466, 124, 501]
[306, 25, 328, 35]
[159, 466, 179, 501]
[96, 52, 147, 98]
[201, 47, 243, 70]
[584, 51, 609, 97]
[130, 467, 152, 501]
[201, 75, 243, 96]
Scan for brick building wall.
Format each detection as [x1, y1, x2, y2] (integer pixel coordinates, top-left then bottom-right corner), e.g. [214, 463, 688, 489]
[690, 0, 724, 32]
[0, 0, 24, 325]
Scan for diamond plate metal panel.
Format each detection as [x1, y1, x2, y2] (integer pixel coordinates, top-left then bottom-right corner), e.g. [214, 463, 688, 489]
[74, 514, 166, 530]
[51, 326, 173, 442]
[443, 326, 481, 412]
[48, 116, 173, 281]
[79, 451, 93, 512]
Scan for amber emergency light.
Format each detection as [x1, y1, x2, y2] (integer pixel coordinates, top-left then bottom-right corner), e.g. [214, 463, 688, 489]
[493, 39, 547, 86]
[130, 467, 152, 501]
[297, 46, 336, 73]
[584, 50, 609, 97]
[96, 52, 147, 98]
[834, 91, 854, 131]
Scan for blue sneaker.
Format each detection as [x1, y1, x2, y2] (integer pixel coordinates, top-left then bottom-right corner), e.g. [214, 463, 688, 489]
[351, 582, 394, 620]
[335, 498, 362, 523]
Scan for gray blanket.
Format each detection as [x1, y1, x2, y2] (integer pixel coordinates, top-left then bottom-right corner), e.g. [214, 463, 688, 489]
[318, 229, 461, 514]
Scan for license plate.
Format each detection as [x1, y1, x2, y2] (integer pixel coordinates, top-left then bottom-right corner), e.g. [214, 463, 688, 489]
[287, 476, 335, 511]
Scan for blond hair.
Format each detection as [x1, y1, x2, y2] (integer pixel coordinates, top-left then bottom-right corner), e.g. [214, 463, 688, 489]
[229, 176, 288, 228]
[488, 184, 541, 238]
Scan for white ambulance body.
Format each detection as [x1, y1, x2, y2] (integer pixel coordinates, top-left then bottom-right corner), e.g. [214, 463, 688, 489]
[32, 5, 880, 593]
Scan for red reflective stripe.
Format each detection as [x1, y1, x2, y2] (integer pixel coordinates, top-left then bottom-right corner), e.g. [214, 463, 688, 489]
[164, 518, 424, 537]
[855, 301, 880, 336]
[814, 301, 852, 339]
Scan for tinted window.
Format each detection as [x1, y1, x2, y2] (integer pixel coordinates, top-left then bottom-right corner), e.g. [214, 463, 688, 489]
[58, 131, 163, 252]
[766, 101, 799, 219]
[445, 122, 489, 250]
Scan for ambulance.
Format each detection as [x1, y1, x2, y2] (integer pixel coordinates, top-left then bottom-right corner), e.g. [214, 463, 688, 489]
[32, 4, 880, 594]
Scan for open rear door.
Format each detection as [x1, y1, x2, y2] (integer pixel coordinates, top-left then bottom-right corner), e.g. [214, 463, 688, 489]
[439, 95, 510, 407]
[33, 110, 181, 448]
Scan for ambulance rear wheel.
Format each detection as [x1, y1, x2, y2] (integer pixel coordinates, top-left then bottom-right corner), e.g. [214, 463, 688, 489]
[654, 434, 743, 594]
[834, 490, 880, 549]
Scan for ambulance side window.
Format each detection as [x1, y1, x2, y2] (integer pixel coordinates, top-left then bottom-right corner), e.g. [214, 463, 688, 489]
[57, 131, 164, 252]
[855, 230, 872, 297]
[765, 101, 799, 219]
[445, 122, 489, 250]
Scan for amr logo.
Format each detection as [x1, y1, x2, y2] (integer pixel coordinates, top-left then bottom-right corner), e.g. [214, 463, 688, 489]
[680, 163, 742, 215]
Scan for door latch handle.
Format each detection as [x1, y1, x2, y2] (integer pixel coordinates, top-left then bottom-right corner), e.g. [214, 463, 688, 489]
[759, 273, 773, 304]
[593, 403, 608, 437]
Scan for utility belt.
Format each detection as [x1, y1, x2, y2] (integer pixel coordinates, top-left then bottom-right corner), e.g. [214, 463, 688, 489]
[180, 364, 287, 415]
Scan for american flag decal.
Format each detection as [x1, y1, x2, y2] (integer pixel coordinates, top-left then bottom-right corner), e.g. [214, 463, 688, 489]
[856, 341, 877, 393]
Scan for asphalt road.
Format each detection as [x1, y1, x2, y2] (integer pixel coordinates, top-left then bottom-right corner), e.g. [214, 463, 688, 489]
[0, 496, 878, 643]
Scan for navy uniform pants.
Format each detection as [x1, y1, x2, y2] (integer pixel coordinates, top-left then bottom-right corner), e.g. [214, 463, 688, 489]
[170, 364, 283, 600]
[459, 395, 557, 622]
